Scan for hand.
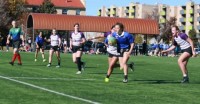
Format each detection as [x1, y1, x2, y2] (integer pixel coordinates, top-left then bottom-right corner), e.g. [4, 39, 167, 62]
[6, 40, 10, 45]
[70, 46, 72, 49]
[22, 41, 25, 46]
[161, 50, 166, 54]
[192, 51, 196, 57]
[36, 45, 39, 49]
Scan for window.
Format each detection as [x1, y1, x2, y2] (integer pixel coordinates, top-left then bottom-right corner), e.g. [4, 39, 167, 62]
[62, 9, 68, 14]
[76, 9, 81, 15]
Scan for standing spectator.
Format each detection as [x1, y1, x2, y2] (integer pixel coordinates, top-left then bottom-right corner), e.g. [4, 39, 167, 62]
[27, 37, 32, 51]
[63, 39, 67, 53]
[142, 41, 147, 55]
[134, 43, 138, 56]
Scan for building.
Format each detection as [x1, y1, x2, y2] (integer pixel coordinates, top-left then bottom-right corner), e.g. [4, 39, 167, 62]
[24, 0, 86, 15]
[98, 1, 200, 36]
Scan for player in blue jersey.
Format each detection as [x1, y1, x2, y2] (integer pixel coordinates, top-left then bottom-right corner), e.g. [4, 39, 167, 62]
[7, 21, 24, 66]
[112, 23, 134, 83]
[34, 32, 46, 62]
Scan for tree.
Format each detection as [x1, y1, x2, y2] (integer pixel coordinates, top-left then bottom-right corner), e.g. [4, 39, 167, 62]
[159, 17, 177, 44]
[134, 34, 143, 44]
[37, 0, 57, 14]
[0, 0, 11, 28]
[189, 29, 197, 46]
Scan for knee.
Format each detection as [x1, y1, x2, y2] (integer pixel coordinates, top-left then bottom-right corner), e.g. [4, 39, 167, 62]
[178, 59, 182, 64]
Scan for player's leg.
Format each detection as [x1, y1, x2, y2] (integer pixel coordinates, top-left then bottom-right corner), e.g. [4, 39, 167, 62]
[40, 47, 46, 62]
[76, 50, 83, 74]
[177, 52, 191, 83]
[121, 52, 130, 83]
[105, 56, 118, 82]
[47, 48, 54, 67]
[34, 48, 39, 61]
[55, 50, 61, 68]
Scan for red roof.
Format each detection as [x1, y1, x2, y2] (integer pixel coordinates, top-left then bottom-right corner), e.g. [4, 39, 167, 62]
[27, 13, 159, 35]
[25, 0, 85, 9]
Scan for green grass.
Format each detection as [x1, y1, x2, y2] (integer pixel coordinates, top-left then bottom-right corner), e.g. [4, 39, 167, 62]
[0, 52, 200, 104]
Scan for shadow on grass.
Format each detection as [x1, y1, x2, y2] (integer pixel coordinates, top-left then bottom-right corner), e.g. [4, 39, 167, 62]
[132, 79, 181, 84]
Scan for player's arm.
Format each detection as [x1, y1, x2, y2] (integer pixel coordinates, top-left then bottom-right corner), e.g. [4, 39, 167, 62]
[127, 34, 134, 55]
[6, 34, 11, 44]
[81, 33, 86, 44]
[20, 30, 25, 46]
[70, 38, 72, 49]
[58, 37, 61, 47]
[186, 37, 196, 56]
[162, 45, 176, 53]
[35, 37, 39, 48]
[88, 34, 104, 40]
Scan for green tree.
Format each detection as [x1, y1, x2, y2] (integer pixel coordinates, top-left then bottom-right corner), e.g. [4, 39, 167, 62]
[189, 29, 197, 46]
[159, 17, 177, 44]
[37, 0, 57, 13]
[135, 34, 143, 44]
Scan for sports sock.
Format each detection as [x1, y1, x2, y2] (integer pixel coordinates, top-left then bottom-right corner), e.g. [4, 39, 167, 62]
[76, 57, 81, 71]
[17, 54, 22, 64]
[12, 54, 17, 62]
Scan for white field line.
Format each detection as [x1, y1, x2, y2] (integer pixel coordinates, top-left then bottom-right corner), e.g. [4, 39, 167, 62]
[7, 77, 96, 81]
[0, 75, 100, 104]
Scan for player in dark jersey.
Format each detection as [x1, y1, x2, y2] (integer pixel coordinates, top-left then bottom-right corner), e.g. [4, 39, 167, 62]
[7, 21, 24, 66]
[35, 32, 46, 62]
[162, 26, 196, 83]
[70, 23, 86, 74]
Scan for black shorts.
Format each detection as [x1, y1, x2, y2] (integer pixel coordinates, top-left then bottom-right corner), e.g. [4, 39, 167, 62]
[50, 46, 60, 51]
[37, 44, 44, 49]
[182, 47, 193, 56]
[12, 40, 21, 49]
[118, 48, 130, 57]
[72, 46, 83, 53]
[108, 53, 119, 58]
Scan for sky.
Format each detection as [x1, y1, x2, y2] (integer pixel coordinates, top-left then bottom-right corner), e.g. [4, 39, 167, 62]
[86, 0, 200, 16]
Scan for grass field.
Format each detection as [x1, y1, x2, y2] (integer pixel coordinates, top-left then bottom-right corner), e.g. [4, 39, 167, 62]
[0, 52, 200, 104]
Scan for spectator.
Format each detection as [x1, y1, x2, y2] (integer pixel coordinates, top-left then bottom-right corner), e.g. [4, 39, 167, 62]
[142, 41, 147, 55]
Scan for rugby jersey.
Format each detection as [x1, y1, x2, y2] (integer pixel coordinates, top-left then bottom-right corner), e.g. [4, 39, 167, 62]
[70, 32, 85, 46]
[50, 34, 60, 46]
[173, 33, 190, 50]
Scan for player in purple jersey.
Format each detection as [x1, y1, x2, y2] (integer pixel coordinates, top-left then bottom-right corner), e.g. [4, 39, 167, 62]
[7, 21, 25, 66]
[35, 32, 46, 62]
[70, 23, 86, 74]
[162, 26, 196, 83]
[46, 29, 61, 68]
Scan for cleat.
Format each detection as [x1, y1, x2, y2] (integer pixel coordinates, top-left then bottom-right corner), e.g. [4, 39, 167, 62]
[129, 62, 134, 72]
[56, 65, 60, 68]
[9, 62, 14, 66]
[76, 71, 82, 74]
[181, 76, 189, 83]
[81, 62, 86, 71]
[123, 79, 128, 83]
[105, 78, 109, 82]
[34, 59, 37, 62]
[47, 64, 51, 67]
[43, 59, 46, 62]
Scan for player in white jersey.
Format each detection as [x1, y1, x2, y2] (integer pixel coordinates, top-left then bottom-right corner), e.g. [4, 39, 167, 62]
[70, 23, 86, 74]
[47, 29, 61, 68]
[162, 26, 196, 83]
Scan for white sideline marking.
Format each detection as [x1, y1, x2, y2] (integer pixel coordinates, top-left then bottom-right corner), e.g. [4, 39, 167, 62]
[0, 75, 100, 104]
[7, 77, 96, 81]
